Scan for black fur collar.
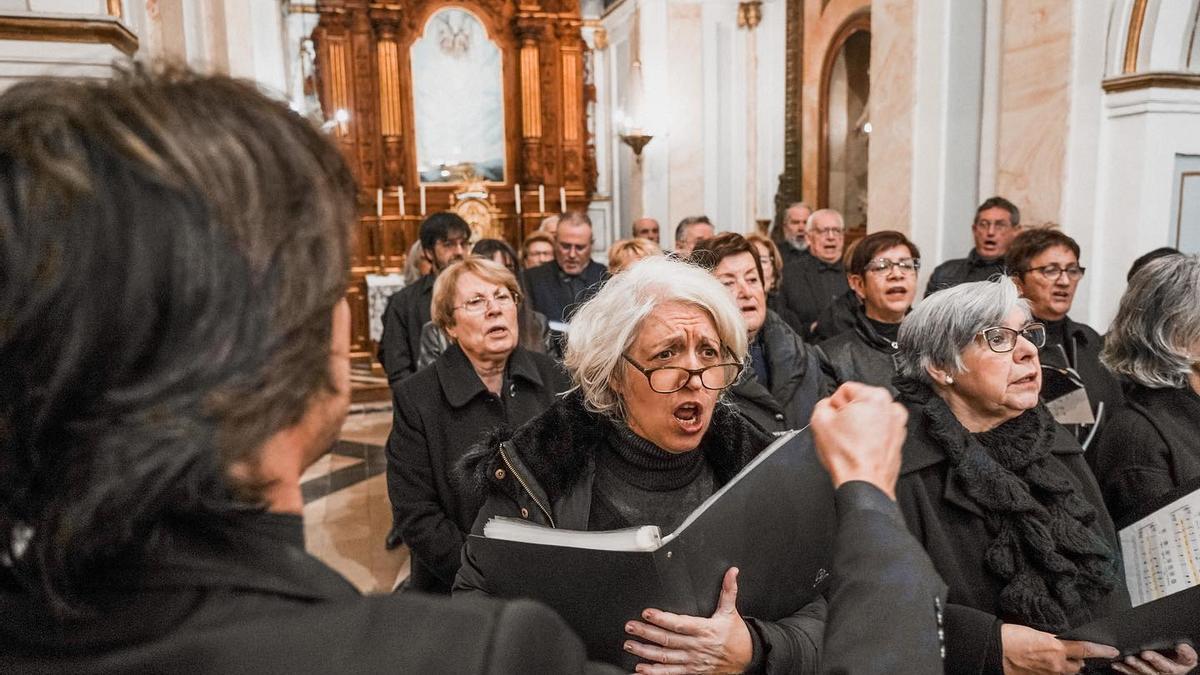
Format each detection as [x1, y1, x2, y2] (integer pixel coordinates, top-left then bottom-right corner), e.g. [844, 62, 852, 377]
[457, 390, 770, 506]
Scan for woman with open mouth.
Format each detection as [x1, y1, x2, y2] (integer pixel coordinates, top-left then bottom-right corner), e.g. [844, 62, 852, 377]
[455, 256, 826, 673]
[890, 276, 1195, 675]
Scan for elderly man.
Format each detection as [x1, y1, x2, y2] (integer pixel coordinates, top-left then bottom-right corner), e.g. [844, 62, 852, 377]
[779, 208, 851, 338]
[673, 214, 715, 258]
[631, 216, 660, 244]
[772, 201, 812, 266]
[378, 212, 469, 384]
[539, 213, 560, 237]
[925, 196, 1021, 296]
[524, 210, 607, 329]
[0, 65, 610, 674]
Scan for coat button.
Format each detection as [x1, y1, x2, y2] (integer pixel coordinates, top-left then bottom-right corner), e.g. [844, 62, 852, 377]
[494, 468, 506, 480]
[520, 507, 529, 518]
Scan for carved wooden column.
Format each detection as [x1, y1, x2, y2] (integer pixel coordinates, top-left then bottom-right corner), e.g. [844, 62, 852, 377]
[372, 7, 405, 188]
[515, 19, 544, 186]
[558, 22, 586, 193]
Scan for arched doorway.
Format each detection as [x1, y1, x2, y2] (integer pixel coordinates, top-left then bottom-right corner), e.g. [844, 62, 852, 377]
[819, 13, 871, 231]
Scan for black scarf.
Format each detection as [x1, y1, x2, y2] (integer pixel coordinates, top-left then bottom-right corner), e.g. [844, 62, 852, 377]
[897, 378, 1120, 632]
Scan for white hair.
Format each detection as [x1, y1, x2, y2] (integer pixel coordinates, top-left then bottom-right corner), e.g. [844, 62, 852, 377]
[1103, 253, 1200, 388]
[896, 275, 1030, 383]
[806, 208, 844, 231]
[564, 256, 748, 419]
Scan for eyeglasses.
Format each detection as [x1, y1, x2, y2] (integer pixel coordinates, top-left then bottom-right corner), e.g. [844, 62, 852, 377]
[977, 323, 1046, 353]
[454, 290, 519, 315]
[622, 354, 743, 394]
[812, 226, 845, 237]
[865, 258, 921, 274]
[1025, 264, 1086, 281]
[973, 219, 1017, 232]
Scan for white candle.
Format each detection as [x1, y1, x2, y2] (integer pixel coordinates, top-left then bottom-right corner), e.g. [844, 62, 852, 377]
[376, 188, 383, 218]
[514, 183, 521, 214]
[397, 186, 405, 217]
[559, 187, 567, 213]
[419, 184, 427, 215]
[538, 184, 545, 213]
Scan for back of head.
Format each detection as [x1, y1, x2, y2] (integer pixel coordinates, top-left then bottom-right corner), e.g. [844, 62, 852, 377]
[0, 65, 355, 613]
[1103, 253, 1200, 388]
[1127, 246, 1181, 282]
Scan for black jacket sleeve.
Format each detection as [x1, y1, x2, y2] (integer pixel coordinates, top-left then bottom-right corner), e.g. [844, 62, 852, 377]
[743, 596, 825, 674]
[819, 481, 950, 675]
[386, 390, 467, 587]
[379, 293, 415, 384]
[486, 599, 624, 675]
[1093, 409, 1175, 524]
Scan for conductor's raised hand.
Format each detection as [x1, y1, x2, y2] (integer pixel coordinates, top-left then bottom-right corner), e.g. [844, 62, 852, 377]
[809, 382, 908, 499]
[624, 567, 752, 674]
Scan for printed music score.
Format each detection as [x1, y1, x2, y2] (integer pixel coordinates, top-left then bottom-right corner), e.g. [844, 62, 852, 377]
[1121, 491, 1200, 607]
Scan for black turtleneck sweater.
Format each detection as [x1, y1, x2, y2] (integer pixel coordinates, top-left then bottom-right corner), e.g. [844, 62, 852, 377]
[865, 316, 901, 345]
[588, 422, 715, 532]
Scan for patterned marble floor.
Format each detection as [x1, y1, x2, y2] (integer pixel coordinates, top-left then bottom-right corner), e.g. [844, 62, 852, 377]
[302, 406, 410, 593]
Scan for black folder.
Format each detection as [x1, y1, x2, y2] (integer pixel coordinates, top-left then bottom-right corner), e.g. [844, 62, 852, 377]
[467, 429, 835, 669]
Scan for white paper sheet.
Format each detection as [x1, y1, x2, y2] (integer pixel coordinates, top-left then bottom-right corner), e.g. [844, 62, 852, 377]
[1120, 489, 1200, 607]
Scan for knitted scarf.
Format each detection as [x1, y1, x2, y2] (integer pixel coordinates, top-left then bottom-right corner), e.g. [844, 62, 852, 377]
[898, 378, 1120, 633]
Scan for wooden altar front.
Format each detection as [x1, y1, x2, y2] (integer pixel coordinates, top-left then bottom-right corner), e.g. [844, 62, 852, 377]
[312, 0, 596, 363]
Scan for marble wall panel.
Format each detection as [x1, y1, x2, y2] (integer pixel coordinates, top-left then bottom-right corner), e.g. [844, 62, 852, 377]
[667, 2, 704, 225]
[866, 0, 914, 234]
[995, 0, 1072, 226]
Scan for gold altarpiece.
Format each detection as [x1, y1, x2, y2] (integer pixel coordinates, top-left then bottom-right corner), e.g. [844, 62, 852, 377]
[313, 0, 595, 362]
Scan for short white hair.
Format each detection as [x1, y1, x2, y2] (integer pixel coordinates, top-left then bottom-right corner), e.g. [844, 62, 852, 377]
[1103, 253, 1200, 388]
[896, 276, 1030, 383]
[564, 256, 748, 419]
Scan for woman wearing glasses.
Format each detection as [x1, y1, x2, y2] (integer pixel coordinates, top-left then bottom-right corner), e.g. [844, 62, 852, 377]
[822, 231, 920, 394]
[386, 257, 569, 594]
[456, 256, 826, 673]
[1005, 228, 1124, 447]
[892, 277, 1195, 675]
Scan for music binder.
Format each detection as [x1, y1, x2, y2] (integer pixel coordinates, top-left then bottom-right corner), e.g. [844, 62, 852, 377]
[1060, 483, 1200, 656]
[466, 429, 836, 669]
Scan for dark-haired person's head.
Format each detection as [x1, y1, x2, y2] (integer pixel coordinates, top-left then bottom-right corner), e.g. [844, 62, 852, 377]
[674, 215, 715, 258]
[692, 233, 767, 337]
[846, 231, 920, 324]
[1127, 246, 1181, 282]
[972, 196, 1021, 259]
[0, 65, 355, 614]
[1005, 227, 1084, 322]
[418, 212, 470, 273]
[472, 238, 519, 275]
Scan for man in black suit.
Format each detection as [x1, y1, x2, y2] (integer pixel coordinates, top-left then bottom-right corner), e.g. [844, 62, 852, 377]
[779, 208, 851, 337]
[524, 210, 606, 335]
[0, 66, 614, 675]
[378, 212, 469, 384]
[810, 383, 949, 675]
[924, 196, 1021, 296]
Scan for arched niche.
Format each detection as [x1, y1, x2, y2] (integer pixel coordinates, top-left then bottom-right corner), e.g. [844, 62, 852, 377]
[819, 12, 871, 230]
[410, 7, 506, 183]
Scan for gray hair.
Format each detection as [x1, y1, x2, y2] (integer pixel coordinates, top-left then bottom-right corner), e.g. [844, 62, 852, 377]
[564, 256, 748, 419]
[896, 276, 1030, 383]
[675, 215, 713, 244]
[1102, 254, 1200, 388]
[806, 208, 844, 231]
[402, 240, 424, 285]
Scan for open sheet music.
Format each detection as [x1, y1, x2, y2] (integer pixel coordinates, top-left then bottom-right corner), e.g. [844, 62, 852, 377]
[1122, 488, 1200, 606]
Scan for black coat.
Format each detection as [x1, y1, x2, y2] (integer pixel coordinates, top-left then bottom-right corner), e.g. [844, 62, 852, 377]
[778, 250, 850, 338]
[726, 310, 834, 433]
[0, 512, 618, 674]
[387, 344, 570, 593]
[1037, 316, 1125, 450]
[378, 274, 434, 384]
[820, 308, 899, 394]
[523, 258, 607, 324]
[820, 482, 948, 675]
[895, 398, 1129, 675]
[1092, 382, 1200, 525]
[924, 249, 1005, 297]
[810, 290, 860, 344]
[455, 392, 827, 674]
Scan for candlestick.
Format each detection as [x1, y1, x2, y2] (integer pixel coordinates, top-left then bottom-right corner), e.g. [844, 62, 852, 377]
[559, 187, 567, 213]
[514, 183, 521, 214]
[376, 188, 383, 218]
[419, 184, 427, 215]
[538, 184, 545, 213]
[397, 186, 405, 217]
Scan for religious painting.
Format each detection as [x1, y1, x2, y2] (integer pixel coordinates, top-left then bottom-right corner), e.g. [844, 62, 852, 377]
[411, 8, 506, 183]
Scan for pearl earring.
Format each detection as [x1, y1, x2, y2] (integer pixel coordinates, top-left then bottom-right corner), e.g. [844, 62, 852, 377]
[945, 375, 954, 385]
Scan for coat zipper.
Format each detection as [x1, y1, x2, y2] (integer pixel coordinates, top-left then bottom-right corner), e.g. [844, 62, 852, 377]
[498, 444, 556, 528]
